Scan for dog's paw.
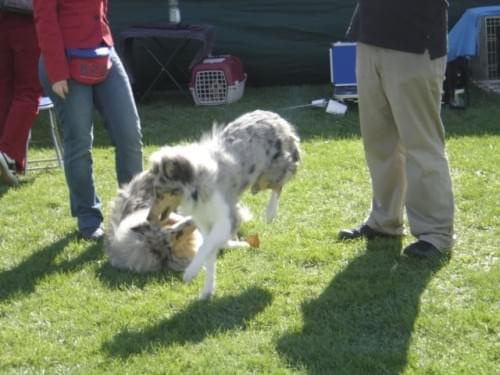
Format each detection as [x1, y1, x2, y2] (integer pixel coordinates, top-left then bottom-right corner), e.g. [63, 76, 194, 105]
[225, 239, 251, 248]
[200, 288, 214, 300]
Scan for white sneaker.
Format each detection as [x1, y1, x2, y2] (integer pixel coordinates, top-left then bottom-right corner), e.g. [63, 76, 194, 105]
[79, 226, 105, 241]
[0, 152, 19, 187]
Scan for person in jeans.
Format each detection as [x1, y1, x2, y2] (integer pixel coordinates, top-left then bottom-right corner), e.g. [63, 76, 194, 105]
[0, 10, 42, 186]
[338, 0, 455, 258]
[34, 0, 143, 240]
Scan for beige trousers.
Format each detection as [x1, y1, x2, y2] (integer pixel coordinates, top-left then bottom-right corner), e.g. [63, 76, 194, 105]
[356, 42, 455, 251]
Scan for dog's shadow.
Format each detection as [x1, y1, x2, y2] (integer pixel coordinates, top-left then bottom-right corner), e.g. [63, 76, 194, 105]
[96, 261, 184, 290]
[102, 286, 273, 357]
[277, 238, 449, 374]
[96, 244, 241, 290]
[0, 233, 102, 302]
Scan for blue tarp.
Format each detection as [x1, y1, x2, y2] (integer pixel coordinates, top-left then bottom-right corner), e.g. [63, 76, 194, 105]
[448, 5, 500, 62]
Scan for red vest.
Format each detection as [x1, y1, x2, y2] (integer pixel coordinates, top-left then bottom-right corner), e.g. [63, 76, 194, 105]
[33, 0, 113, 84]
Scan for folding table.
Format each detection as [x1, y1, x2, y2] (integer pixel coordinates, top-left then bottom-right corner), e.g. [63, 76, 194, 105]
[119, 23, 216, 101]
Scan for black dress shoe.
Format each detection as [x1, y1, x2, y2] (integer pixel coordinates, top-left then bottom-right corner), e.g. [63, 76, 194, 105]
[338, 224, 394, 240]
[403, 240, 441, 258]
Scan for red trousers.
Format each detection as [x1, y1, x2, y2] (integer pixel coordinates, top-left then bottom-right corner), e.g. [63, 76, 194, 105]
[0, 12, 42, 173]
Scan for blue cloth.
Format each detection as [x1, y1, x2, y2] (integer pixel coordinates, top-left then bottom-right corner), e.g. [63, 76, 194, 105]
[39, 48, 143, 234]
[448, 6, 500, 62]
[66, 47, 111, 59]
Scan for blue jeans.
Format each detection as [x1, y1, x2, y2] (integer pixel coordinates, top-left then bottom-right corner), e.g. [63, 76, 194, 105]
[39, 48, 143, 235]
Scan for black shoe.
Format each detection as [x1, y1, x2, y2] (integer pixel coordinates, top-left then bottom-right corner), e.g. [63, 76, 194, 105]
[403, 240, 441, 258]
[338, 224, 395, 240]
[0, 151, 19, 187]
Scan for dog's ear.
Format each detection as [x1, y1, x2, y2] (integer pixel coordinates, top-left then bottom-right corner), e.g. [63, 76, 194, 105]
[149, 148, 166, 174]
[131, 222, 149, 235]
[161, 156, 194, 184]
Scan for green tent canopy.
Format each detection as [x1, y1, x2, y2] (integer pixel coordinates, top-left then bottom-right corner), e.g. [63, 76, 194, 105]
[109, 0, 499, 88]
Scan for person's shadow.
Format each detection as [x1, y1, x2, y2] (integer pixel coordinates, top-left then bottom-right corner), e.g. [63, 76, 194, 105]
[0, 233, 102, 302]
[102, 286, 273, 358]
[277, 238, 448, 374]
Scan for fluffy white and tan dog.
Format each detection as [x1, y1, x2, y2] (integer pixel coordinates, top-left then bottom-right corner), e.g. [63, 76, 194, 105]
[147, 110, 300, 298]
[105, 170, 202, 273]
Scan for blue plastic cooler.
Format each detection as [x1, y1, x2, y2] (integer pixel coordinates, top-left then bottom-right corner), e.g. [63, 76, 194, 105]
[329, 42, 358, 101]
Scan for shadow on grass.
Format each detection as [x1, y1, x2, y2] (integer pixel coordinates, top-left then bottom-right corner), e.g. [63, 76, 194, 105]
[0, 176, 36, 199]
[102, 286, 273, 358]
[0, 233, 102, 302]
[0, 185, 7, 199]
[277, 238, 449, 374]
[96, 261, 183, 290]
[96, 245, 238, 290]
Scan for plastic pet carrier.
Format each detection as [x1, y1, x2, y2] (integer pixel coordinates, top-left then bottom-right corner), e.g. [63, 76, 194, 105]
[189, 55, 246, 105]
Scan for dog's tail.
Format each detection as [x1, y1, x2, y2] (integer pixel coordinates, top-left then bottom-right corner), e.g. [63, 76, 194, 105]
[196, 122, 225, 148]
[105, 194, 124, 250]
[106, 170, 156, 245]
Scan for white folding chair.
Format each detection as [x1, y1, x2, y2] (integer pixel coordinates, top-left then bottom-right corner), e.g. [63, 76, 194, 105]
[26, 96, 64, 171]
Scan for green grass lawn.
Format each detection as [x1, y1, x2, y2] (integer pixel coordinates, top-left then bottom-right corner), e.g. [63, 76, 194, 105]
[0, 84, 498, 374]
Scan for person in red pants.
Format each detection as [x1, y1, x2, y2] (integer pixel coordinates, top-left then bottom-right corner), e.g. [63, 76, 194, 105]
[0, 10, 42, 187]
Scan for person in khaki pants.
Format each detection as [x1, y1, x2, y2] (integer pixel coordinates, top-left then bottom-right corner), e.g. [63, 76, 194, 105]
[338, 0, 455, 258]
